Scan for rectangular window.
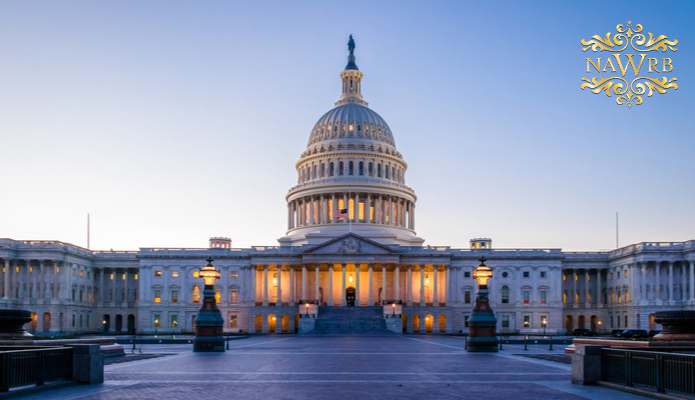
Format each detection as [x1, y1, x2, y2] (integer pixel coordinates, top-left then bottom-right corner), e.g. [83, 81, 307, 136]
[72, 289, 76, 301]
[563, 275, 566, 281]
[610, 273, 613, 280]
[617, 316, 620, 328]
[502, 315, 509, 328]
[215, 290, 221, 303]
[625, 315, 628, 327]
[72, 314, 75, 327]
[80, 315, 83, 327]
[523, 291, 530, 304]
[624, 270, 628, 278]
[172, 270, 179, 278]
[135, 274, 138, 280]
[87, 315, 90, 327]
[171, 290, 178, 303]
[171, 315, 178, 328]
[540, 271, 547, 278]
[540, 291, 547, 304]
[610, 315, 614, 328]
[540, 315, 547, 327]
[464, 272, 470, 278]
[229, 315, 238, 329]
[230, 290, 239, 304]
[72, 268, 76, 276]
[464, 291, 471, 304]
[154, 315, 161, 328]
[154, 290, 161, 303]
[563, 292, 567, 304]
[110, 273, 114, 280]
[155, 270, 162, 277]
[523, 271, 529, 278]
[80, 270, 84, 278]
[523, 315, 530, 328]
[230, 271, 239, 278]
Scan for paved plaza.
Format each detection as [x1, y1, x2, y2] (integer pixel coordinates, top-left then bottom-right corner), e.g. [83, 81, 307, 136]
[28, 335, 649, 400]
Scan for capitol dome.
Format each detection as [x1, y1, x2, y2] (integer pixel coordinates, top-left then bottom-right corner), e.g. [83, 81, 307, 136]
[279, 35, 423, 247]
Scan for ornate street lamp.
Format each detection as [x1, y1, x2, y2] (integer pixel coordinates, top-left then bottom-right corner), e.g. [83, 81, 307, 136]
[193, 257, 225, 352]
[467, 257, 499, 352]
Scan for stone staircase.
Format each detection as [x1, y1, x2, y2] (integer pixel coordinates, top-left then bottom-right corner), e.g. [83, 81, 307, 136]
[308, 306, 395, 335]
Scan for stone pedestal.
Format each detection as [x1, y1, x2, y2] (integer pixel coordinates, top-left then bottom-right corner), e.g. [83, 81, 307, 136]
[385, 316, 402, 334]
[653, 311, 695, 340]
[571, 345, 603, 385]
[71, 344, 104, 384]
[193, 286, 225, 352]
[0, 309, 32, 338]
[298, 317, 315, 334]
[467, 288, 498, 352]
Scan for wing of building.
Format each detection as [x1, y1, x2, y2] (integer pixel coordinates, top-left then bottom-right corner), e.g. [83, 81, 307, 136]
[1, 37, 694, 336]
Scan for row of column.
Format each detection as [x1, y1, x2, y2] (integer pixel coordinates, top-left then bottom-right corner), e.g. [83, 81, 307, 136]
[637, 260, 695, 303]
[255, 263, 446, 307]
[96, 268, 137, 304]
[1, 259, 62, 300]
[288, 192, 415, 230]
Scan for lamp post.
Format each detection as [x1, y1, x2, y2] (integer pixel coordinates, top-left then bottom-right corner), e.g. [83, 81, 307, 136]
[305, 302, 309, 317]
[193, 257, 225, 352]
[467, 257, 499, 352]
[392, 302, 396, 316]
[598, 321, 602, 335]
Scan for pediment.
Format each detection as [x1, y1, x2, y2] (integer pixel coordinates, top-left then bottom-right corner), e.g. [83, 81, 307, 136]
[303, 233, 398, 255]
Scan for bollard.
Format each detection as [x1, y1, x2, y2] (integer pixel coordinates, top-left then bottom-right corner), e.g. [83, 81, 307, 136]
[464, 337, 468, 351]
[524, 335, 528, 351]
[499, 336, 503, 350]
[549, 335, 553, 351]
[226, 333, 230, 350]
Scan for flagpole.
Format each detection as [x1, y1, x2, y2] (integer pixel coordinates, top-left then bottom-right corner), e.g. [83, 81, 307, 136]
[616, 212, 619, 249]
[349, 188, 352, 233]
[87, 213, 90, 250]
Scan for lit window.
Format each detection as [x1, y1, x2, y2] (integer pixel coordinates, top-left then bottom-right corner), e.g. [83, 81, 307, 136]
[610, 273, 613, 280]
[135, 274, 138, 280]
[541, 315, 547, 327]
[171, 315, 178, 328]
[229, 315, 238, 328]
[230, 271, 238, 278]
[171, 290, 178, 303]
[155, 271, 162, 277]
[575, 293, 579, 303]
[563, 275, 566, 281]
[575, 275, 578, 281]
[193, 271, 199, 278]
[154, 315, 160, 328]
[523, 271, 529, 278]
[110, 273, 114, 280]
[230, 290, 239, 304]
[215, 290, 221, 303]
[122, 273, 126, 280]
[523, 315, 530, 328]
[192, 285, 201, 303]
[154, 290, 161, 303]
[624, 270, 628, 278]
[563, 291, 567, 304]
[172, 270, 179, 278]
[523, 291, 530, 304]
[73, 268, 76, 276]
[80, 270, 84, 278]
[540, 291, 547, 304]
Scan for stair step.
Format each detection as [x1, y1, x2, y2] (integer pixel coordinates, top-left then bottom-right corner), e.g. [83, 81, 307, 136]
[305, 306, 394, 335]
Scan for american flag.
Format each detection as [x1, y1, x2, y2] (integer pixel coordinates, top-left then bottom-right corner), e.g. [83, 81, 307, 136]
[334, 208, 348, 219]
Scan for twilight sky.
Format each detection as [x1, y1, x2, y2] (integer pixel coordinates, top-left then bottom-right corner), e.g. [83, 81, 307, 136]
[1, 1, 693, 251]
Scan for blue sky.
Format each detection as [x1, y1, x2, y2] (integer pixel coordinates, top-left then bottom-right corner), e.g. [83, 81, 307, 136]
[1, 1, 693, 251]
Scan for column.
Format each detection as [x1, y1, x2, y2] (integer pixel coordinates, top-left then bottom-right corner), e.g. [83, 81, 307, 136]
[376, 195, 382, 224]
[288, 203, 292, 229]
[572, 269, 577, 304]
[420, 265, 425, 306]
[407, 265, 413, 306]
[3, 259, 9, 299]
[302, 264, 307, 301]
[343, 193, 348, 223]
[395, 264, 400, 302]
[681, 262, 686, 301]
[38, 260, 45, 299]
[331, 193, 336, 223]
[328, 263, 334, 306]
[124, 269, 129, 304]
[315, 264, 320, 303]
[368, 263, 374, 306]
[277, 264, 282, 305]
[444, 265, 450, 305]
[585, 269, 590, 305]
[641, 262, 647, 301]
[308, 196, 314, 225]
[353, 193, 359, 223]
[690, 260, 695, 301]
[263, 264, 269, 306]
[433, 265, 439, 307]
[251, 265, 257, 304]
[355, 263, 361, 305]
[596, 269, 603, 306]
[290, 265, 295, 306]
[388, 196, 393, 225]
[656, 261, 661, 301]
[341, 263, 347, 306]
[99, 268, 105, 303]
[668, 261, 674, 302]
[381, 263, 386, 303]
[411, 203, 415, 230]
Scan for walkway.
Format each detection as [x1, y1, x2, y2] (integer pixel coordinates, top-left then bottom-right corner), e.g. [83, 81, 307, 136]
[27, 336, 649, 399]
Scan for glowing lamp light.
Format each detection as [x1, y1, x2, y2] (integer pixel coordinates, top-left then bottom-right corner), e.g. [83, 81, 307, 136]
[198, 258, 221, 286]
[472, 257, 493, 287]
[349, 274, 353, 283]
[425, 274, 429, 285]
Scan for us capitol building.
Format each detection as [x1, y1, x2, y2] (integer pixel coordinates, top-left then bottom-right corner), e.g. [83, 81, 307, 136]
[1, 37, 693, 336]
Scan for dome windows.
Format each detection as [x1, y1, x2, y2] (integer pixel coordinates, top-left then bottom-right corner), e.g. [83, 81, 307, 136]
[338, 162, 344, 176]
[348, 161, 354, 175]
[349, 124, 354, 131]
[358, 161, 364, 176]
[329, 162, 334, 177]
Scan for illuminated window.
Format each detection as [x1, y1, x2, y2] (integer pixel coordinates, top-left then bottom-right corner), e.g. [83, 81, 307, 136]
[155, 270, 162, 277]
[73, 268, 76, 276]
[610, 292, 615, 303]
[523, 315, 530, 328]
[624, 270, 628, 278]
[172, 270, 179, 278]
[80, 270, 83, 278]
[192, 285, 201, 303]
[230, 271, 238, 278]
[154, 290, 161, 303]
[348, 199, 355, 219]
[229, 315, 238, 328]
[215, 290, 221, 303]
[171, 315, 178, 328]
[625, 290, 629, 302]
[122, 273, 126, 280]
[575, 275, 578, 281]
[193, 271, 199, 278]
[110, 273, 114, 280]
[563, 291, 567, 303]
[358, 202, 364, 220]
[135, 274, 138, 280]
[575, 293, 579, 303]
[610, 273, 613, 280]
[540, 291, 547, 304]
[154, 315, 160, 328]
[171, 290, 178, 303]
[349, 124, 353, 131]
[230, 290, 239, 304]
[523, 291, 530, 304]
[563, 275, 566, 281]
[541, 315, 547, 327]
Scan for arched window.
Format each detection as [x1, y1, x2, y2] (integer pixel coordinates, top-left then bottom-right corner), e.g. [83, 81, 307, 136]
[320, 164, 325, 178]
[192, 285, 201, 303]
[359, 161, 364, 176]
[391, 167, 395, 180]
[377, 164, 382, 177]
[349, 161, 354, 175]
[339, 162, 344, 175]
[230, 290, 239, 304]
[329, 162, 334, 176]
[385, 166, 389, 179]
[501, 286, 509, 303]
[368, 162, 373, 176]
[312, 165, 317, 179]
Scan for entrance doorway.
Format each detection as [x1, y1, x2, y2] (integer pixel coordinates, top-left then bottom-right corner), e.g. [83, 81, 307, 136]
[346, 287, 356, 307]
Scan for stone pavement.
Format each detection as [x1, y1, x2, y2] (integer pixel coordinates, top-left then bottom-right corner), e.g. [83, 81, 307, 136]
[25, 335, 649, 400]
